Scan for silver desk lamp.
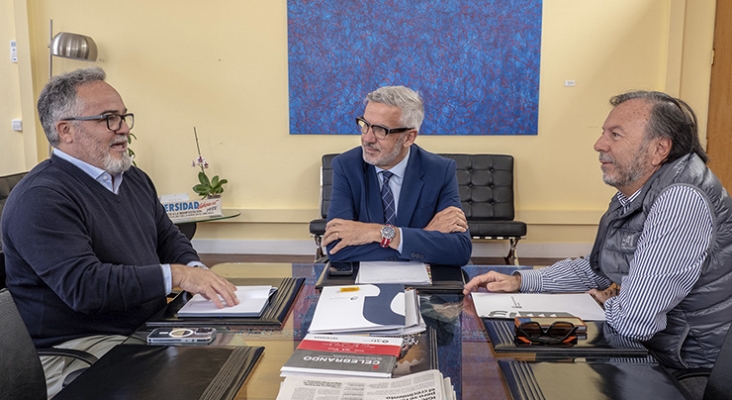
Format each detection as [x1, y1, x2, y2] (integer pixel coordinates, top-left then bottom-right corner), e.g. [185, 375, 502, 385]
[47, 19, 98, 155]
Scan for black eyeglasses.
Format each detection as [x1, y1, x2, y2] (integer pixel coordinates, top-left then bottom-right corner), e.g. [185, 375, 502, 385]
[356, 117, 413, 140]
[62, 113, 134, 132]
[515, 321, 578, 345]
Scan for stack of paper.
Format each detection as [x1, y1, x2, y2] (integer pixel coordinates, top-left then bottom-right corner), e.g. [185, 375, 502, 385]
[177, 286, 277, 317]
[308, 284, 425, 335]
[355, 261, 432, 285]
[280, 334, 404, 378]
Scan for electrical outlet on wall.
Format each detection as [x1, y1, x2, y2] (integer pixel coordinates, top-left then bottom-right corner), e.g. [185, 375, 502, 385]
[10, 40, 18, 63]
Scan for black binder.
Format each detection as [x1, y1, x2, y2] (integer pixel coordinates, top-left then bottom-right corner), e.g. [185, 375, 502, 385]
[484, 319, 649, 358]
[315, 262, 467, 294]
[54, 344, 264, 400]
[498, 359, 690, 400]
[146, 276, 304, 327]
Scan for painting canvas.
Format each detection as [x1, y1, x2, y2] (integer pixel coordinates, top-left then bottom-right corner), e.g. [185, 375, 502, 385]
[288, 0, 542, 135]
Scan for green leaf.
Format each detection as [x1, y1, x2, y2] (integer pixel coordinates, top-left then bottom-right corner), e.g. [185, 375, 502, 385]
[198, 171, 210, 186]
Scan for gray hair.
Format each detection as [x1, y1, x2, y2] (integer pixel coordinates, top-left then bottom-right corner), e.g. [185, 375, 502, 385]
[37, 67, 107, 146]
[610, 90, 707, 164]
[365, 86, 424, 131]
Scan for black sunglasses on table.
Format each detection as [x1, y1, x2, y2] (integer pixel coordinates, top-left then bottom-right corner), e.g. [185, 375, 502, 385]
[515, 321, 578, 345]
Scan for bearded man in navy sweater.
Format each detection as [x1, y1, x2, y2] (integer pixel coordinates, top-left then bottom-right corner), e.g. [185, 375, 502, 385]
[1, 67, 238, 397]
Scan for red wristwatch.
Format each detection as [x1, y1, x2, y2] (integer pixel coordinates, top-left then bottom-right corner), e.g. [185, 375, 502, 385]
[380, 225, 396, 248]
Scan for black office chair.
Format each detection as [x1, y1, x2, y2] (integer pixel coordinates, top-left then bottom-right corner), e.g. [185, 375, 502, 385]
[440, 154, 526, 265]
[0, 171, 29, 290]
[671, 324, 732, 399]
[0, 288, 98, 400]
[701, 323, 732, 398]
[309, 154, 338, 262]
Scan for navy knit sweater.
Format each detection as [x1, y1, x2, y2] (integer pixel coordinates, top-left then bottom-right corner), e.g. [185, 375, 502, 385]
[1, 155, 200, 347]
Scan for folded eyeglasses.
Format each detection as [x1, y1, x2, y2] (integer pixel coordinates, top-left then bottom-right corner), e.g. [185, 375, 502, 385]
[515, 321, 578, 345]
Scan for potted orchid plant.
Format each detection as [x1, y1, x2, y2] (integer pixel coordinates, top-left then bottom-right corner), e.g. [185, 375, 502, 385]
[191, 127, 228, 199]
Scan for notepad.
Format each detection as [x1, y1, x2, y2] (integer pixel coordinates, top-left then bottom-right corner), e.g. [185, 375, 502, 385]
[355, 261, 432, 285]
[177, 286, 276, 317]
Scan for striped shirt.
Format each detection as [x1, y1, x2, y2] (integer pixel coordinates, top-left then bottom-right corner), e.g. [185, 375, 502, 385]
[518, 185, 713, 341]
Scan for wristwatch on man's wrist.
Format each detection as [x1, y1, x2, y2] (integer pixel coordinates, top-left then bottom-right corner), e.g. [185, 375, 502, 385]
[380, 224, 396, 248]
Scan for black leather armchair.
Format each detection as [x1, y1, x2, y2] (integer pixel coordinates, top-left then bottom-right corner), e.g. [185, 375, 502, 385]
[439, 154, 526, 265]
[0, 288, 98, 400]
[1, 171, 28, 290]
[308, 153, 526, 264]
[308, 154, 338, 262]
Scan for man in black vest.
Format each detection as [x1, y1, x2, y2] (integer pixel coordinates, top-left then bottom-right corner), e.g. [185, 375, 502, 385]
[465, 91, 732, 372]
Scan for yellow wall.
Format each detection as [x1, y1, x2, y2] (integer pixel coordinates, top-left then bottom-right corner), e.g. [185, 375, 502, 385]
[1, 0, 717, 255]
[0, 0, 25, 174]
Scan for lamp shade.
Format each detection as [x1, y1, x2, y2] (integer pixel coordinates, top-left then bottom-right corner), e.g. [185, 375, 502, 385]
[51, 32, 97, 61]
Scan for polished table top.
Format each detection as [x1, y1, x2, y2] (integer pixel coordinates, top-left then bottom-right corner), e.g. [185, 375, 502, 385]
[131, 262, 528, 400]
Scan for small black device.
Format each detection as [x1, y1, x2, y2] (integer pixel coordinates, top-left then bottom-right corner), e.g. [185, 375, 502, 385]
[327, 261, 355, 276]
[147, 327, 217, 344]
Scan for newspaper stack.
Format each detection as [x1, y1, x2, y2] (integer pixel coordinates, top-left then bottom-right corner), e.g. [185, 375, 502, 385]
[275, 369, 456, 400]
[307, 284, 425, 336]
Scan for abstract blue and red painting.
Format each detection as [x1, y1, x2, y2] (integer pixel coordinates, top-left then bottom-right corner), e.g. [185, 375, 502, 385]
[288, 1, 542, 135]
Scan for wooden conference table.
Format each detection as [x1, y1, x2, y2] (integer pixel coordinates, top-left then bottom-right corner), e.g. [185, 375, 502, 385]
[130, 262, 528, 400]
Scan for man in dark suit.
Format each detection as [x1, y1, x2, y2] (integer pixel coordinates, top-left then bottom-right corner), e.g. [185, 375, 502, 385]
[322, 86, 472, 266]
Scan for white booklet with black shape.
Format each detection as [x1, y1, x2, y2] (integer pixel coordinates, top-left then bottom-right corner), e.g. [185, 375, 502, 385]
[471, 292, 606, 321]
[177, 285, 276, 317]
[308, 284, 407, 334]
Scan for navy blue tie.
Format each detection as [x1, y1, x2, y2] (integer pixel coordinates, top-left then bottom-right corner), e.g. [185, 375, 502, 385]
[381, 171, 396, 225]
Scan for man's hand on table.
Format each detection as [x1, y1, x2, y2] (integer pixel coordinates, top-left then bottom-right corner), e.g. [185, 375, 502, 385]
[171, 264, 238, 308]
[463, 271, 521, 295]
[323, 219, 392, 254]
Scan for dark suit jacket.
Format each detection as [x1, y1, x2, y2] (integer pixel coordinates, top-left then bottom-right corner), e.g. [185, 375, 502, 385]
[326, 144, 472, 266]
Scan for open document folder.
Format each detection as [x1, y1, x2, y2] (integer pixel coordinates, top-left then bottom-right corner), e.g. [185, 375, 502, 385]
[471, 292, 607, 321]
[308, 284, 425, 335]
[177, 286, 277, 317]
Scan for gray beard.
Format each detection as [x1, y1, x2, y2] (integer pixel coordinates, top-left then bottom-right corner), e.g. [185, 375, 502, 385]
[362, 134, 406, 167]
[104, 151, 133, 174]
[601, 143, 651, 189]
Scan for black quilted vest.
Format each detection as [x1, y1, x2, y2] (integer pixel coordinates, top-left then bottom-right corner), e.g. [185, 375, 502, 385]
[590, 153, 732, 369]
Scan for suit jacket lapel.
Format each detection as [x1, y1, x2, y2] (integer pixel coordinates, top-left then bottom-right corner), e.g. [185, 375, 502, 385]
[397, 147, 424, 226]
